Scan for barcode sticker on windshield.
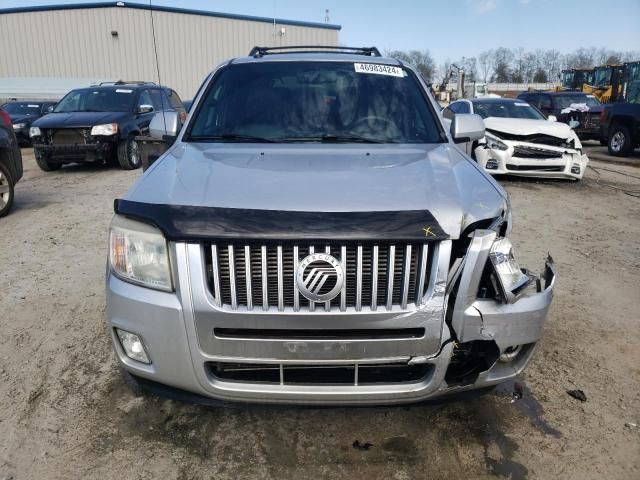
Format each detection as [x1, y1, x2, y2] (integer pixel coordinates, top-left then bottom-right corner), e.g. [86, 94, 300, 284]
[515, 102, 530, 107]
[354, 63, 404, 77]
[115, 89, 132, 93]
[28, 104, 39, 107]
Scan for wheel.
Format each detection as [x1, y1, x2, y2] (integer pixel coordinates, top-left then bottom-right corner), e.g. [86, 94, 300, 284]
[117, 136, 141, 170]
[0, 163, 15, 217]
[34, 148, 61, 171]
[608, 124, 633, 157]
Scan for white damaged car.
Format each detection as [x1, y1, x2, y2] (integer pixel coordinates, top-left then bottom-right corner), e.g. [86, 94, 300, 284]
[443, 98, 589, 180]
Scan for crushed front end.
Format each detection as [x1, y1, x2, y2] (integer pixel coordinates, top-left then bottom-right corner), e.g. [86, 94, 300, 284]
[31, 128, 116, 164]
[475, 131, 588, 180]
[106, 202, 555, 406]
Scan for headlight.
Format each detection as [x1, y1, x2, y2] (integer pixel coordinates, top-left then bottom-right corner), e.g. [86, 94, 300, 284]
[485, 134, 508, 151]
[13, 123, 26, 129]
[29, 126, 41, 137]
[488, 238, 530, 302]
[91, 123, 119, 136]
[109, 215, 172, 291]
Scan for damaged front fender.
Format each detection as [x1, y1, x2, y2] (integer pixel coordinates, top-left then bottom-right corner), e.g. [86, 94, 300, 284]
[451, 230, 555, 352]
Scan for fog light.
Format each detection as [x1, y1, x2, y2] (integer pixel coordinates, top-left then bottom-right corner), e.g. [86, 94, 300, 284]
[486, 159, 499, 170]
[571, 164, 580, 175]
[115, 328, 151, 364]
[499, 345, 521, 363]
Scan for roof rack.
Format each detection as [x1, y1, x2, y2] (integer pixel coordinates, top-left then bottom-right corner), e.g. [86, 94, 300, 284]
[95, 80, 158, 86]
[249, 45, 381, 58]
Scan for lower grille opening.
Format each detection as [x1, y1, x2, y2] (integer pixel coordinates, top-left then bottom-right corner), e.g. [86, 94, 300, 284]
[213, 328, 425, 340]
[506, 164, 564, 172]
[208, 362, 432, 385]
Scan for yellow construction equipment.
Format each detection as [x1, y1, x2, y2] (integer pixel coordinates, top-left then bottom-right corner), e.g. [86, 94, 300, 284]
[559, 68, 594, 91]
[581, 65, 625, 103]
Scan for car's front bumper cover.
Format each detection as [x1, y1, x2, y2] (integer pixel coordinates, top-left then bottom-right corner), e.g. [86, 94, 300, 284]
[475, 141, 589, 180]
[106, 234, 555, 406]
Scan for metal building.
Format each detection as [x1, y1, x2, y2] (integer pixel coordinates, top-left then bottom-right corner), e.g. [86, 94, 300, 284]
[0, 2, 341, 99]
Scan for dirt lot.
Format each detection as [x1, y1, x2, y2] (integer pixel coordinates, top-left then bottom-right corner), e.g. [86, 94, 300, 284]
[1, 146, 639, 480]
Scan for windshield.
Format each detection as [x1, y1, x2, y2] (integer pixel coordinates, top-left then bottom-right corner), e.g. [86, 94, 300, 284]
[554, 94, 601, 109]
[53, 88, 133, 113]
[593, 68, 611, 87]
[188, 61, 442, 143]
[473, 101, 545, 120]
[1, 102, 42, 115]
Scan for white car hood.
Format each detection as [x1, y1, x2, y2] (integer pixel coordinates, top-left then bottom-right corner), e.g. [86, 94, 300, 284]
[484, 117, 573, 139]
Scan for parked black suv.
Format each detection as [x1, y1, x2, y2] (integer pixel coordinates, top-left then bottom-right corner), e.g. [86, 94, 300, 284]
[517, 91, 603, 141]
[0, 101, 57, 147]
[0, 109, 23, 217]
[29, 82, 185, 171]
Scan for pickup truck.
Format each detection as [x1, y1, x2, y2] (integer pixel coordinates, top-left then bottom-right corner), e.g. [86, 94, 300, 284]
[106, 46, 555, 406]
[600, 101, 640, 157]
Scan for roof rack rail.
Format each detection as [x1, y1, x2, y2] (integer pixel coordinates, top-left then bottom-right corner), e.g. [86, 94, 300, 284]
[249, 45, 381, 58]
[96, 80, 158, 86]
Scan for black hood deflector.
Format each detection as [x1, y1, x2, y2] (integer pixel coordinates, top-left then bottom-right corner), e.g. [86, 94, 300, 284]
[114, 199, 449, 242]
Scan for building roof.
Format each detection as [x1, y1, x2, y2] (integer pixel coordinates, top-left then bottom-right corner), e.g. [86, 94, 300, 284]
[0, 1, 342, 30]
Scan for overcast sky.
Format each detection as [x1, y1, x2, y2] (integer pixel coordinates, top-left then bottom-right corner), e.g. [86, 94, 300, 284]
[3, 0, 640, 63]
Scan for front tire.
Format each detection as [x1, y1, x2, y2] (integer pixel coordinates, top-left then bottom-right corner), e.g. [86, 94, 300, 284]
[117, 136, 141, 170]
[0, 163, 15, 217]
[34, 148, 61, 172]
[608, 124, 633, 157]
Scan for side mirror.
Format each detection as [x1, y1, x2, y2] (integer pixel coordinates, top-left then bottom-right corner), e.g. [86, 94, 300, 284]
[149, 111, 179, 140]
[137, 104, 154, 114]
[547, 115, 557, 122]
[450, 113, 485, 144]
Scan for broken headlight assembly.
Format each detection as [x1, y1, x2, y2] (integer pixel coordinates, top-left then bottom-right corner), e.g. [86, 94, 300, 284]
[109, 215, 173, 292]
[484, 133, 508, 151]
[486, 237, 531, 303]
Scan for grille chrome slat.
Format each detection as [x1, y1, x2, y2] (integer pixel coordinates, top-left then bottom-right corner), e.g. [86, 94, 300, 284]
[210, 245, 222, 307]
[371, 245, 379, 311]
[277, 245, 284, 311]
[208, 241, 438, 312]
[386, 245, 396, 311]
[340, 245, 347, 312]
[228, 245, 237, 309]
[355, 245, 363, 311]
[401, 245, 412, 310]
[244, 245, 253, 311]
[416, 244, 429, 305]
[308, 246, 315, 312]
[293, 246, 300, 312]
[261, 246, 268, 311]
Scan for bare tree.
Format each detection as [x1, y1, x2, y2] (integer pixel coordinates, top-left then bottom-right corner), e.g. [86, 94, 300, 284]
[478, 49, 494, 83]
[385, 49, 436, 82]
[492, 47, 514, 82]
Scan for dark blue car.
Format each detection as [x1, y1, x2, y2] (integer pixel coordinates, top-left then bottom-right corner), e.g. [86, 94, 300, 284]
[30, 82, 185, 171]
[0, 101, 57, 147]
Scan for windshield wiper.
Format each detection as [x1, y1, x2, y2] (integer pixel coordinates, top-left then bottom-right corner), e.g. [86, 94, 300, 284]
[190, 133, 278, 143]
[280, 134, 387, 144]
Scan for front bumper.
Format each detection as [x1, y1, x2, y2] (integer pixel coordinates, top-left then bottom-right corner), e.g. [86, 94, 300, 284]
[33, 141, 113, 162]
[475, 142, 589, 180]
[106, 234, 555, 405]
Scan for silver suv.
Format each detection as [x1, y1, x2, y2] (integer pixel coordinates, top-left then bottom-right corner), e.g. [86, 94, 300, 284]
[106, 46, 555, 405]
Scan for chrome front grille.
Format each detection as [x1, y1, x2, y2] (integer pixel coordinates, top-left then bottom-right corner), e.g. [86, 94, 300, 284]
[205, 242, 438, 312]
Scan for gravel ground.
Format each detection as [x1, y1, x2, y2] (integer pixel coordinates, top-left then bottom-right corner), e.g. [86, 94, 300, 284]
[1, 146, 639, 480]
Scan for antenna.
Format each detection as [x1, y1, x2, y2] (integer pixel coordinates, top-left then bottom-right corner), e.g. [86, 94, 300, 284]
[148, 0, 167, 135]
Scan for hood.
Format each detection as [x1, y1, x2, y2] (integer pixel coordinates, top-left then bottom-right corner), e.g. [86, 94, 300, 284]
[126, 143, 507, 239]
[484, 117, 573, 139]
[8, 114, 36, 124]
[32, 111, 130, 128]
